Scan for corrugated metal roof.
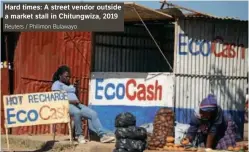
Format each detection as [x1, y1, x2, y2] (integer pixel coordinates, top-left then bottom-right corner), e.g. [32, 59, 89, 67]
[184, 13, 248, 22]
[124, 2, 173, 22]
[159, 1, 248, 22]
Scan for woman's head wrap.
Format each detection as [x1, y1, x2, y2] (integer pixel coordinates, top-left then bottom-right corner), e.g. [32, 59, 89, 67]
[200, 94, 218, 112]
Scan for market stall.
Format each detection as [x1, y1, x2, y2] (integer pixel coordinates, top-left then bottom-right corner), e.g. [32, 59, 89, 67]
[146, 108, 248, 152]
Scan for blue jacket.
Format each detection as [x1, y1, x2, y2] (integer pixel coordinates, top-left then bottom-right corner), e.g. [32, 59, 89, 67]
[187, 106, 227, 141]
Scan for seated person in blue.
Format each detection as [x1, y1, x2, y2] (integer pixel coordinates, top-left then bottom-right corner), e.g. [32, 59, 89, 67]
[182, 94, 238, 150]
[51, 65, 115, 144]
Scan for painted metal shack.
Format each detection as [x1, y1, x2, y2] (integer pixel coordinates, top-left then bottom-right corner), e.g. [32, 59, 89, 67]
[174, 17, 248, 134]
[89, 4, 248, 137]
[89, 17, 248, 138]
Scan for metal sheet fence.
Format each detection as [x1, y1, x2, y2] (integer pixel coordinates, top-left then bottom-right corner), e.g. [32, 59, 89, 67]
[1, 69, 10, 134]
[175, 19, 248, 77]
[174, 19, 248, 137]
[175, 76, 246, 119]
[12, 32, 92, 135]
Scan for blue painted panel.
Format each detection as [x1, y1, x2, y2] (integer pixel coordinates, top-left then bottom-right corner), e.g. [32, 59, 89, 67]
[89, 105, 168, 131]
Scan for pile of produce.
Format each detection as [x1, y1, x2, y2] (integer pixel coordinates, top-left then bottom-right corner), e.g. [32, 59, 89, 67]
[155, 136, 197, 151]
[113, 112, 147, 152]
[163, 136, 186, 151]
[148, 108, 174, 150]
[227, 145, 248, 151]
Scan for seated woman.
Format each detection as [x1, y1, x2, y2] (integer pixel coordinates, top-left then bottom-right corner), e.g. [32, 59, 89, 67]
[182, 94, 238, 150]
[51, 65, 115, 144]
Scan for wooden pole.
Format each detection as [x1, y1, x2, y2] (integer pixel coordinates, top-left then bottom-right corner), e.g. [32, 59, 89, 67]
[53, 124, 56, 141]
[160, 0, 166, 9]
[5, 125, 10, 151]
[68, 121, 72, 143]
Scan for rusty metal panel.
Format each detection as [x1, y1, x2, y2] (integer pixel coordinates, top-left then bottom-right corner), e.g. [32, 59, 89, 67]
[174, 19, 248, 137]
[12, 32, 92, 135]
[1, 68, 10, 134]
[92, 23, 175, 72]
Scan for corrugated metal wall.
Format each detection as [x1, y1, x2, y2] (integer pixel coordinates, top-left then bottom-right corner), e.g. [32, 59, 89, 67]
[174, 19, 248, 136]
[12, 32, 92, 135]
[92, 22, 174, 72]
[1, 69, 10, 134]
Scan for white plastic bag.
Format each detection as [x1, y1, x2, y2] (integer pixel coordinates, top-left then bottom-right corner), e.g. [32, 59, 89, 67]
[140, 123, 153, 134]
[174, 122, 190, 144]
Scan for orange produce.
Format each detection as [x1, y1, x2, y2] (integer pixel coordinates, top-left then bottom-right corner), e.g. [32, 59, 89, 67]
[163, 146, 169, 150]
[166, 136, 175, 143]
[227, 146, 234, 151]
[173, 147, 179, 151]
[174, 144, 181, 147]
[178, 147, 185, 151]
[168, 146, 174, 151]
[166, 143, 174, 146]
[181, 138, 190, 145]
[233, 146, 241, 151]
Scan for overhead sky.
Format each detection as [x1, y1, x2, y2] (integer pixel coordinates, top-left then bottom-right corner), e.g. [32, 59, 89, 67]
[137, 1, 248, 20]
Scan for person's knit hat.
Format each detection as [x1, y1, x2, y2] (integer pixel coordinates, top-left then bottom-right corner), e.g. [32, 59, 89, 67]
[200, 94, 217, 112]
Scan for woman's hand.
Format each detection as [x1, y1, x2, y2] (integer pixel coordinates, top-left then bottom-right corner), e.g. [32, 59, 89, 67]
[69, 100, 79, 105]
[74, 80, 80, 88]
[206, 134, 215, 148]
[74, 80, 80, 97]
[181, 137, 190, 145]
[69, 100, 81, 109]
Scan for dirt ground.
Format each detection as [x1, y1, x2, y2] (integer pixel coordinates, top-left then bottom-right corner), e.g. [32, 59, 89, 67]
[1, 135, 248, 152]
[1, 135, 114, 152]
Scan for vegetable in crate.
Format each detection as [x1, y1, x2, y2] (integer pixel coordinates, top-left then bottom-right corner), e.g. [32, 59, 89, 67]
[148, 108, 175, 150]
[115, 126, 147, 140]
[115, 112, 136, 128]
[157, 108, 173, 115]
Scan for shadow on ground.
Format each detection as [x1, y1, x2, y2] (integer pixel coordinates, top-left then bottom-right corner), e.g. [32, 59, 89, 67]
[31, 140, 57, 152]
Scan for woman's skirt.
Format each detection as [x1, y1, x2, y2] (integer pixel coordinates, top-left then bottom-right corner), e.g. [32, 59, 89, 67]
[215, 120, 237, 149]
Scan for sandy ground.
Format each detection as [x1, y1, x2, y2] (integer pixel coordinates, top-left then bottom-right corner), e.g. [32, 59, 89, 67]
[1, 135, 114, 152]
[1, 135, 248, 152]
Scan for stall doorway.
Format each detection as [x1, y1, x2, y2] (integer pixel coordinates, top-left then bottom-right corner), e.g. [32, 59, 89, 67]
[91, 21, 175, 73]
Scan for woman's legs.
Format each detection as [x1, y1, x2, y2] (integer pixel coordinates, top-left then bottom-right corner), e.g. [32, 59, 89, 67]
[77, 104, 111, 137]
[69, 104, 83, 136]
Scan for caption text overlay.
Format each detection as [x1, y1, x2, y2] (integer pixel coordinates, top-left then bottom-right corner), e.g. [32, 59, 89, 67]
[3, 3, 124, 32]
